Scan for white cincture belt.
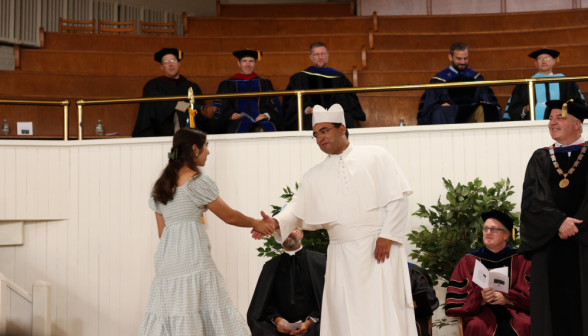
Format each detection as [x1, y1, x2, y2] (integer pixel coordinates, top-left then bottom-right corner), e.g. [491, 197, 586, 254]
[324, 223, 382, 244]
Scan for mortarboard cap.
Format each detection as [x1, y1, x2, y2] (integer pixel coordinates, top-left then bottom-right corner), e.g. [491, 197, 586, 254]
[482, 210, 516, 240]
[312, 104, 346, 127]
[545, 99, 588, 121]
[528, 48, 560, 60]
[154, 48, 183, 63]
[233, 49, 262, 61]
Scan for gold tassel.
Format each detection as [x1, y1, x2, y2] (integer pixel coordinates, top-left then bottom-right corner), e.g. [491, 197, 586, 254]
[257, 50, 262, 61]
[512, 227, 516, 240]
[202, 215, 206, 225]
[188, 108, 197, 128]
[562, 99, 574, 118]
[178, 50, 183, 61]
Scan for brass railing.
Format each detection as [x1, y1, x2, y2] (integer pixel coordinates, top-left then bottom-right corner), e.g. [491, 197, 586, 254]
[75, 75, 588, 140]
[0, 99, 70, 141]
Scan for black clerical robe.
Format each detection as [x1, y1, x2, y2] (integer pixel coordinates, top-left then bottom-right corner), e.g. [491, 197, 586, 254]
[408, 263, 439, 336]
[212, 73, 284, 134]
[504, 73, 585, 121]
[417, 67, 502, 125]
[520, 144, 588, 336]
[247, 249, 326, 336]
[282, 66, 366, 130]
[445, 246, 531, 336]
[132, 75, 207, 137]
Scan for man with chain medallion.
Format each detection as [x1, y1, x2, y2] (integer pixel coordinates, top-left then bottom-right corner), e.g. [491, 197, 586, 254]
[519, 99, 588, 336]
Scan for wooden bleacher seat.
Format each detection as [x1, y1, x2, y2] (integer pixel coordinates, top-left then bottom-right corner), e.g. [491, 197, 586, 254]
[98, 20, 135, 35]
[140, 21, 176, 36]
[59, 18, 95, 34]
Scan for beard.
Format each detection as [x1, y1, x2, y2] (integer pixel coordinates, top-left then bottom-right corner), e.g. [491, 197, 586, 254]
[451, 60, 469, 73]
[283, 234, 301, 249]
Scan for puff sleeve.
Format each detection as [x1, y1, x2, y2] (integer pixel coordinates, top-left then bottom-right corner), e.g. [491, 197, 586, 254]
[148, 195, 162, 214]
[185, 174, 220, 206]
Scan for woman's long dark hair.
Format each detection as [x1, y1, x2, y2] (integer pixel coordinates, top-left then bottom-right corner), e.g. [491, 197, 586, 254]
[152, 128, 207, 205]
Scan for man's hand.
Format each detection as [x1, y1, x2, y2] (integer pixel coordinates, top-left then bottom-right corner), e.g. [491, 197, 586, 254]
[274, 318, 292, 334]
[250, 211, 279, 240]
[559, 217, 582, 239]
[290, 320, 314, 335]
[523, 105, 530, 113]
[489, 291, 512, 306]
[255, 114, 268, 121]
[441, 103, 451, 106]
[305, 107, 313, 114]
[230, 113, 243, 120]
[481, 287, 495, 305]
[374, 238, 393, 264]
[252, 219, 274, 237]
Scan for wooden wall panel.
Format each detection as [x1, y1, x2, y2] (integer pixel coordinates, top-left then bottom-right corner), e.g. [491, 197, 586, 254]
[187, 17, 373, 36]
[43, 32, 369, 53]
[375, 8, 588, 32]
[431, 0, 501, 14]
[0, 122, 557, 336]
[373, 26, 588, 50]
[218, 1, 353, 17]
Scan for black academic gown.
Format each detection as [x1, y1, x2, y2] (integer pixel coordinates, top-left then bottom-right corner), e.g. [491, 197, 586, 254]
[445, 246, 531, 336]
[247, 249, 326, 336]
[132, 76, 207, 137]
[212, 75, 284, 134]
[408, 263, 439, 336]
[520, 145, 588, 336]
[504, 76, 585, 121]
[282, 66, 366, 130]
[417, 67, 502, 125]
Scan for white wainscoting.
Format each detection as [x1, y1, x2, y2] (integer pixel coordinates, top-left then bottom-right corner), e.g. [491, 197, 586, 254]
[0, 121, 554, 336]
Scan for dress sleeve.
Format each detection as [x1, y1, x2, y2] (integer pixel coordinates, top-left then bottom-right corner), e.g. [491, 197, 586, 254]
[185, 174, 220, 206]
[148, 195, 162, 214]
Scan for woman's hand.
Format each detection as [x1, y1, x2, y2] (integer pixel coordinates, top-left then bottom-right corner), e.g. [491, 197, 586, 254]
[253, 219, 275, 237]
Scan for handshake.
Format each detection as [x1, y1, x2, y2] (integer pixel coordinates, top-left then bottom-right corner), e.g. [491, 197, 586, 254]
[251, 211, 280, 240]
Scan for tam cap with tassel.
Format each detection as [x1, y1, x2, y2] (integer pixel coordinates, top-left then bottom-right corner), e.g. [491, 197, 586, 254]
[545, 99, 588, 121]
[482, 210, 516, 240]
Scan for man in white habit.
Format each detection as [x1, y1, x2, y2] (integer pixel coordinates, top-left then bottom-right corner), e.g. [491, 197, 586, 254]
[252, 104, 417, 336]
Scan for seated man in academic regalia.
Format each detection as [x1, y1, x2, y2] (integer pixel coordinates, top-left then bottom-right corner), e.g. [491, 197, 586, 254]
[408, 263, 439, 336]
[445, 210, 531, 336]
[212, 49, 284, 133]
[504, 48, 586, 121]
[247, 227, 326, 336]
[417, 42, 502, 125]
[282, 42, 366, 130]
[132, 48, 211, 137]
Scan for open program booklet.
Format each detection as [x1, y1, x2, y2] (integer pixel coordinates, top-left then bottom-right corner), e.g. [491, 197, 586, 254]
[473, 259, 510, 293]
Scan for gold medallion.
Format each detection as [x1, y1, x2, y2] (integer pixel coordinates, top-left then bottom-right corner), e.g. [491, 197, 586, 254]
[560, 178, 570, 188]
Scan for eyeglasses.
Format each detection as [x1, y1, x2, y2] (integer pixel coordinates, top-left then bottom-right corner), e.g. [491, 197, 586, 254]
[483, 226, 505, 234]
[162, 59, 178, 65]
[311, 53, 328, 58]
[311, 127, 335, 140]
[537, 57, 552, 62]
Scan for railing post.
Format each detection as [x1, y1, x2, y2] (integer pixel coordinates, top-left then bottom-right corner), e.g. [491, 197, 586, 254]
[297, 91, 304, 131]
[32, 280, 51, 336]
[77, 101, 84, 140]
[62, 100, 69, 141]
[528, 80, 536, 121]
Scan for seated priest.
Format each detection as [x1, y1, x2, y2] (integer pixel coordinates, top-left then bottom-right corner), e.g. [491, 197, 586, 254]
[504, 48, 586, 121]
[445, 210, 531, 336]
[212, 49, 284, 133]
[132, 48, 212, 137]
[282, 42, 366, 130]
[417, 42, 502, 125]
[247, 227, 326, 336]
[408, 263, 439, 336]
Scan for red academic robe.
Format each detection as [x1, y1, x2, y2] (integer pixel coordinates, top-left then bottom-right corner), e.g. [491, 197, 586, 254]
[445, 246, 531, 336]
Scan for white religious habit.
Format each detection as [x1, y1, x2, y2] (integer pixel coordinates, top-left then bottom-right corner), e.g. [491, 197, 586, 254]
[273, 104, 417, 336]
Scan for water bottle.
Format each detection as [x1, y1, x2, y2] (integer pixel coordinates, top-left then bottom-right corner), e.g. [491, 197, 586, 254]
[399, 117, 406, 127]
[2, 119, 8, 135]
[95, 120, 104, 136]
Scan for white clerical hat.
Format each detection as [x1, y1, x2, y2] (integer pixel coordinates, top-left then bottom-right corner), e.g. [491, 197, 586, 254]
[311, 104, 346, 127]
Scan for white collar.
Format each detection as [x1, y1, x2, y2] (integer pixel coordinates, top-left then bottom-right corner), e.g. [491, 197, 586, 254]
[328, 143, 353, 159]
[555, 136, 585, 147]
[284, 245, 303, 256]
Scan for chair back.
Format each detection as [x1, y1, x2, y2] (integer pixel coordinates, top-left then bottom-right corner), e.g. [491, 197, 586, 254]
[98, 20, 135, 35]
[140, 21, 176, 36]
[59, 18, 96, 33]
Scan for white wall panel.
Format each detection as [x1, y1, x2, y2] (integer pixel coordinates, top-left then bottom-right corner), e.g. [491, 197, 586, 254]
[0, 122, 557, 335]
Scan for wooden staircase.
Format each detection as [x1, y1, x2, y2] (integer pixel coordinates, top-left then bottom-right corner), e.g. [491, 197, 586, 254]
[2, 5, 588, 137]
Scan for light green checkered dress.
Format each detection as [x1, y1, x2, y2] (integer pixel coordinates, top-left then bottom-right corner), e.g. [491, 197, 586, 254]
[139, 174, 250, 336]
